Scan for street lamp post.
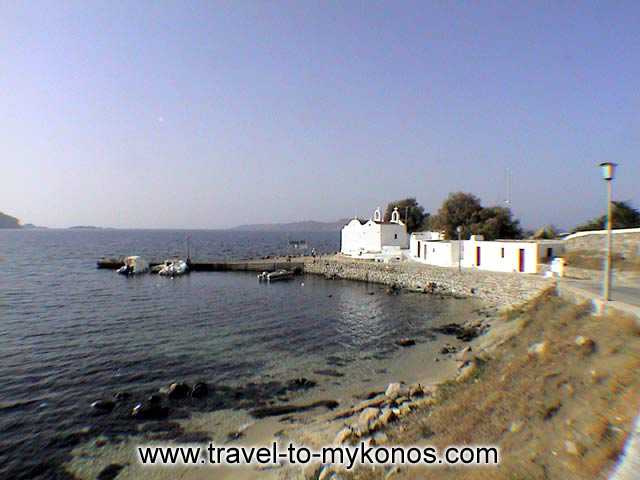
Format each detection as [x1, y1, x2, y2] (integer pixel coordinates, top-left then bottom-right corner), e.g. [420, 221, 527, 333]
[599, 162, 617, 302]
[456, 226, 462, 272]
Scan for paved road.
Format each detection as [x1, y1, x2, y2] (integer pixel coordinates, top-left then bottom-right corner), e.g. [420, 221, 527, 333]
[562, 279, 640, 307]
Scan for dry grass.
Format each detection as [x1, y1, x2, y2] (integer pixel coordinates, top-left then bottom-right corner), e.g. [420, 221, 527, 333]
[341, 291, 640, 480]
[564, 249, 640, 272]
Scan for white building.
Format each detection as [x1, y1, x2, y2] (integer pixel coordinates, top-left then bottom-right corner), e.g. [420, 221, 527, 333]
[409, 233, 565, 274]
[409, 231, 444, 260]
[341, 207, 409, 256]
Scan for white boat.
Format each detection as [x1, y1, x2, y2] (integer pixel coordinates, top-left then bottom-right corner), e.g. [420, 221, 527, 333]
[157, 259, 189, 277]
[117, 256, 149, 275]
[257, 269, 294, 282]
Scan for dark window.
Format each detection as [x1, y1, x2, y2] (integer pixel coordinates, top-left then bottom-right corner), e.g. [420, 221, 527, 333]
[394, 233, 398, 239]
[547, 247, 553, 258]
[501, 248, 505, 258]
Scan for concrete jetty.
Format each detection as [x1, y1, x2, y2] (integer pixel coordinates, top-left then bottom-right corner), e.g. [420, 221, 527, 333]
[96, 257, 305, 273]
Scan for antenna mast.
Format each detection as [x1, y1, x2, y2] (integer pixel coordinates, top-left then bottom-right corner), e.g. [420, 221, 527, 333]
[505, 168, 512, 208]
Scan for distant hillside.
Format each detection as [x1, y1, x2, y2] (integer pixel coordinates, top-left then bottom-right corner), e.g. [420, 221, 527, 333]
[231, 219, 350, 232]
[0, 211, 20, 229]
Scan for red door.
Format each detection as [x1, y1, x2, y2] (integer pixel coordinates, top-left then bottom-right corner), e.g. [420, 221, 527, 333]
[417, 241, 421, 258]
[476, 246, 481, 267]
[518, 249, 525, 272]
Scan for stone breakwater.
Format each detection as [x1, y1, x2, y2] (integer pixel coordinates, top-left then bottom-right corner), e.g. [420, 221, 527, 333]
[304, 257, 553, 309]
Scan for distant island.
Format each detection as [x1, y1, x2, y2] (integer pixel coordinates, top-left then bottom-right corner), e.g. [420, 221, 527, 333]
[231, 219, 349, 232]
[68, 225, 102, 230]
[0, 211, 21, 229]
[0, 212, 47, 229]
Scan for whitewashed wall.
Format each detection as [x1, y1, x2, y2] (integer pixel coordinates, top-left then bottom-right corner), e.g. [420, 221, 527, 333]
[410, 232, 443, 258]
[409, 238, 565, 274]
[341, 220, 381, 255]
[461, 240, 564, 273]
[460, 241, 536, 272]
[411, 240, 459, 267]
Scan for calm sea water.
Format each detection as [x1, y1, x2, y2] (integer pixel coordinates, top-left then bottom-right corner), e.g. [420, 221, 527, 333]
[0, 229, 460, 479]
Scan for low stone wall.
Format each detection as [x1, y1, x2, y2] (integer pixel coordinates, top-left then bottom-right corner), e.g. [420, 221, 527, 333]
[304, 257, 553, 310]
[565, 228, 640, 258]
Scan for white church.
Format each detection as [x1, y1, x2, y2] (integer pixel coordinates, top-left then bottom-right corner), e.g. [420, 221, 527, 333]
[340, 207, 409, 257]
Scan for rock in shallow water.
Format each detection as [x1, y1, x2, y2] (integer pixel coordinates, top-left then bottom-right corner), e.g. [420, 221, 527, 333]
[191, 382, 209, 398]
[131, 402, 169, 420]
[113, 391, 130, 402]
[91, 400, 115, 414]
[167, 382, 191, 399]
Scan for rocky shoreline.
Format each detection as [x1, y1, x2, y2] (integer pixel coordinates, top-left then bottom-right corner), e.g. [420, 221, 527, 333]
[65, 304, 490, 480]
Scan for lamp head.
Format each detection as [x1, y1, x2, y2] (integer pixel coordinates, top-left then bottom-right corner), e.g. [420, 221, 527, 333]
[599, 162, 617, 181]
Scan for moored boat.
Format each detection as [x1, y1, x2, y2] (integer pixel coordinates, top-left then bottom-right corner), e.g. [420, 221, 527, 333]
[257, 269, 294, 282]
[116, 256, 149, 275]
[157, 259, 189, 277]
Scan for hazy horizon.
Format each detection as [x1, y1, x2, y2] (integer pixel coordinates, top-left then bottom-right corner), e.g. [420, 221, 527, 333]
[2, 2, 639, 230]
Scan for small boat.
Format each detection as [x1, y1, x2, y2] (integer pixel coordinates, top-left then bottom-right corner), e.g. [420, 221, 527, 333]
[117, 256, 149, 275]
[257, 269, 294, 282]
[157, 259, 189, 277]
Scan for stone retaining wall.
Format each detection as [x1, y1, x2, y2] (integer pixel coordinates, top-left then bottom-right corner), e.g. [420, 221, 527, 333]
[565, 228, 640, 258]
[304, 257, 553, 310]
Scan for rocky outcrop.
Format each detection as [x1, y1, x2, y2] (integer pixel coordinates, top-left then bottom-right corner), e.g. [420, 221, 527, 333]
[329, 382, 435, 447]
[432, 320, 486, 341]
[0, 211, 20, 229]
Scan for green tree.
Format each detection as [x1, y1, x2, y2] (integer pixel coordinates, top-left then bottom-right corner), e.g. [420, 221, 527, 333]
[427, 192, 482, 239]
[427, 192, 522, 240]
[472, 206, 522, 240]
[573, 201, 640, 232]
[383, 198, 428, 233]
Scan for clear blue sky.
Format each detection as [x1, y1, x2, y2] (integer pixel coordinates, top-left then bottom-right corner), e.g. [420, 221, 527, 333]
[1, 1, 638, 229]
